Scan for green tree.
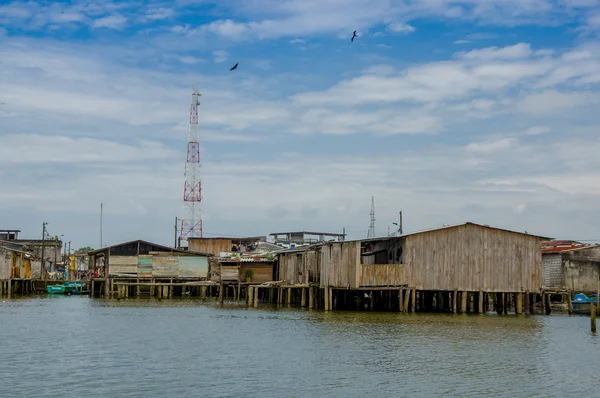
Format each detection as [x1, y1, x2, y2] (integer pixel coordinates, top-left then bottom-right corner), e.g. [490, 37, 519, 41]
[74, 246, 94, 254]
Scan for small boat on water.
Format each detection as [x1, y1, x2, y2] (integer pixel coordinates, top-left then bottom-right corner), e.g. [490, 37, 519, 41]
[47, 281, 89, 295]
[571, 293, 599, 315]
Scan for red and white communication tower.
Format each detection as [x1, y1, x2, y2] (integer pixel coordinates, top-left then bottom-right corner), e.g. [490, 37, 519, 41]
[180, 87, 203, 246]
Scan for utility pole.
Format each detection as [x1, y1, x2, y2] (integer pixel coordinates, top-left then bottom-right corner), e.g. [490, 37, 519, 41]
[54, 236, 58, 272]
[41, 222, 47, 279]
[174, 217, 178, 248]
[392, 211, 403, 236]
[399, 211, 403, 236]
[100, 203, 103, 249]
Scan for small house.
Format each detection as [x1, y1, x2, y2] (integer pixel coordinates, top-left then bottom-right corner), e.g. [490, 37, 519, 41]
[88, 240, 211, 280]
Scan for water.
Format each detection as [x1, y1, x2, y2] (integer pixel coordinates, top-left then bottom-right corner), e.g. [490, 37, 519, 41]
[1, 297, 598, 397]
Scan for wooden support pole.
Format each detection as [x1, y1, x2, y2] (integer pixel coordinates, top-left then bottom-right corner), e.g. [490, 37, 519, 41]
[399, 289, 404, 312]
[523, 292, 530, 314]
[545, 293, 552, 315]
[478, 290, 484, 314]
[501, 293, 507, 315]
[253, 287, 259, 308]
[248, 286, 254, 306]
[452, 289, 457, 313]
[309, 286, 314, 309]
[411, 288, 416, 313]
[218, 282, 224, 304]
[201, 286, 206, 299]
[278, 287, 283, 304]
[460, 291, 467, 313]
[541, 293, 546, 314]
[301, 288, 307, 307]
[324, 287, 329, 311]
[567, 293, 573, 315]
[402, 289, 409, 312]
[528, 293, 534, 314]
[516, 292, 523, 315]
[329, 288, 334, 311]
[591, 303, 597, 334]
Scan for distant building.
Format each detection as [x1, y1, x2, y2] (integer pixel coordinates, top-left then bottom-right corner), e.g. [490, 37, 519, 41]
[270, 231, 346, 248]
[0, 237, 62, 279]
[542, 240, 600, 293]
[0, 245, 33, 280]
[0, 229, 20, 241]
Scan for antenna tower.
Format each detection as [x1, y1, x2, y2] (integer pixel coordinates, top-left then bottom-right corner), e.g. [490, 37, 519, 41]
[367, 196, 375, 238]
[180, 87, 203, 246]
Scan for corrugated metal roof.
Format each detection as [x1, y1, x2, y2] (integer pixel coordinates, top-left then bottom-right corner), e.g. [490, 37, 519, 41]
[88, 239, 211, 256]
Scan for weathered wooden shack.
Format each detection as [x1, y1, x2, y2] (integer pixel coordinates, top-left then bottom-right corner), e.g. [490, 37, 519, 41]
[88, 240, 212, 298]
[0, 245, 34, 296]
[270, 223, 552, 314]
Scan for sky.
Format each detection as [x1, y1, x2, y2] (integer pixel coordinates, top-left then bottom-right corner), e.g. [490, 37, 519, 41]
[1, 0, 600, 250]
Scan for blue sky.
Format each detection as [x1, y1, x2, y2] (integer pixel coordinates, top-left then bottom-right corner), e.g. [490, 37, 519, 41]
[1, 0, 600, 249]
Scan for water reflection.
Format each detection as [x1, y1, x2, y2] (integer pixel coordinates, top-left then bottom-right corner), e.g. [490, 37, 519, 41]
[0, 297, 598, 397]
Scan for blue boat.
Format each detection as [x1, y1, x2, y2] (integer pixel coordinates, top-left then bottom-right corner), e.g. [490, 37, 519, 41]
[571, 293, 599, 315]
[47, 281, 89, 295]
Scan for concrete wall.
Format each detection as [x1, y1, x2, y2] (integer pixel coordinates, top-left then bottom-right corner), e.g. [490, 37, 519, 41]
[563, 246, 600, 293]
[0, 249, 11, 280]
[542, 253, 564, 288]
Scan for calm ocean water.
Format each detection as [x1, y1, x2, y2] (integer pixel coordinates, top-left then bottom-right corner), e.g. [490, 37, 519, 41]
[0, 296, 598, 397]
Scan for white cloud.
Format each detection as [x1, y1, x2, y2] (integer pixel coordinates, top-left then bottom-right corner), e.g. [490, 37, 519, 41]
[212, 50, 228, 63]
[144, 7, 174, 21]
[522, 126, 551, 135]
[454, 39, 470, 44]
[466, 137, 518, 152]
[519, 90, 599, 115]
[92, 14, 127, 29]
[457, 43, 533, 60]
[387, 22, 416, 34]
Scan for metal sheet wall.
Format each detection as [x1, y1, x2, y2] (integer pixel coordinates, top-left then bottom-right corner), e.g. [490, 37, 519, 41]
[178, 256, 208, 278]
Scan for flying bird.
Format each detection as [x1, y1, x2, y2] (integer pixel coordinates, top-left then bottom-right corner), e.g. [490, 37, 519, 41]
[351, 30, 358, 42]
[229, 62, 238, 71]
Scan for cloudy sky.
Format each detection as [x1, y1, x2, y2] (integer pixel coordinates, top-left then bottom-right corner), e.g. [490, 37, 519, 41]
[1, 0, 600, 249]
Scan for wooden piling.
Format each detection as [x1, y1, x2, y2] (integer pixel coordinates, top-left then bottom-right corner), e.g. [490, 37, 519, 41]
[309, 287, 314, 309]
[545, 293, 552, 315]
[253, 287, 259, 308]
[324, 287, 329, 311]
[516, 292, 523, 315]
[459, 291, 467, 313]
[541, 293, 546, 314]
[399, 289, 404, 312]
[411, 288, 416, 313]
[566, 293, 573, 315]
[591, 303, 597, 334]
[329, 288, 334, 311]
[452, 289, 457, 313]
[478, 290, 484, 314]
[248, 286, 254, 306]
[301, 288, 307, 307]
[218, 282, 224, 304]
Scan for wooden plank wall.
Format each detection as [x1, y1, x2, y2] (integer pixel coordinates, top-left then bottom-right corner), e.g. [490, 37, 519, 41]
[403, 224, 542, 292]
[188, 238, 232, 256]
[320, 241, 360, 288]
[151, 256, 179, 278]
[109, 256, 138, 277]
[240, 263, 273, 283]
[360, 264, 407, 287]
